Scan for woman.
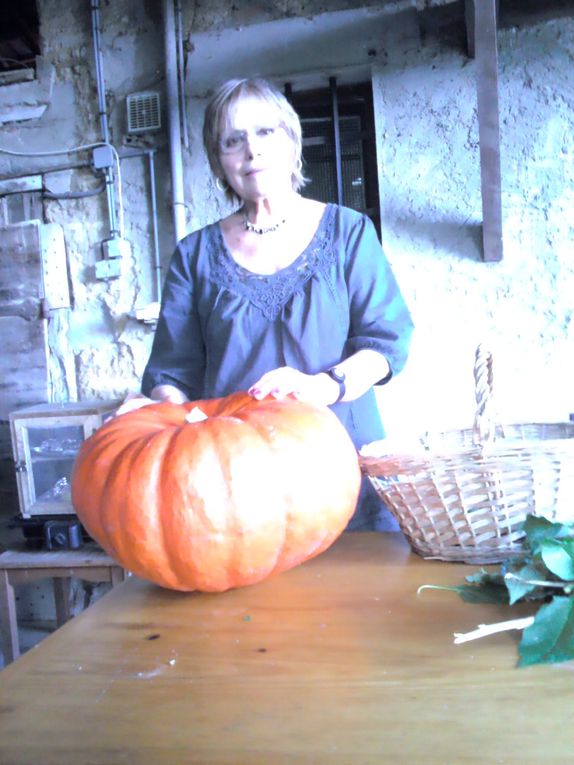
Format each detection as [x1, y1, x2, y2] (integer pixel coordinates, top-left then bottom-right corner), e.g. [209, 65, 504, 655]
[138, 77, 414, 530]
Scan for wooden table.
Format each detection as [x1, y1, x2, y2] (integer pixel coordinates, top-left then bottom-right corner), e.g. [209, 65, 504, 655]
[0, 545, 125, 664]
[0, 533, 572, 764]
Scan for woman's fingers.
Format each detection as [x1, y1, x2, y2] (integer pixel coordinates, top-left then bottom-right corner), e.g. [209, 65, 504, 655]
[248, 367, 336, 406]
[114, 394, 154, 416]
[249, 367, 299, 400]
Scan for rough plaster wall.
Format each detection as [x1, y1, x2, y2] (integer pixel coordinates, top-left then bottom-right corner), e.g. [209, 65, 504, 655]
[373, 19, 574, 439]
[187, 0, 416, 32]
[185, 95, 234, 230]
[0, 0, 572, 433]
[0, 0, 170, 402]
[42, 0, 171, 400]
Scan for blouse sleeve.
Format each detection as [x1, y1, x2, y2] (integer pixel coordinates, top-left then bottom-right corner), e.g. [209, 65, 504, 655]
[344, 214, 414, 382]
[141, 237, 206, 399]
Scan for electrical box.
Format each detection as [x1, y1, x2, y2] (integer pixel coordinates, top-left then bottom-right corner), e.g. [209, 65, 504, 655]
[95, 259, 121, 280]
[95, 237, 131, 280]
[101, 237, 130, 260]
[91, 145, 115, 170]
[9, 400, 120, 519]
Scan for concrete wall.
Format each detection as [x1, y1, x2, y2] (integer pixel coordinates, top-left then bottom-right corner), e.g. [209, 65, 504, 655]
[373, 18, 574, 438]
[0, 0, 572, 444]
[1, 0, 171, 409]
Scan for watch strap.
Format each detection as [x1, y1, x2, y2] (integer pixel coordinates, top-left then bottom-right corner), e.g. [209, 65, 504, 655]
[326, 367, 346, 403]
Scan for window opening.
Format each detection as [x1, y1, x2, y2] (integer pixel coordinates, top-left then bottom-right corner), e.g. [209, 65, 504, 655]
[288, 79, 381, 237]
[0, 2, 40, 77]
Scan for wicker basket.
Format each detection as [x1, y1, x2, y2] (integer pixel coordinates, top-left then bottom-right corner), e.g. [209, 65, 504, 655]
[360, 346, 574, 563]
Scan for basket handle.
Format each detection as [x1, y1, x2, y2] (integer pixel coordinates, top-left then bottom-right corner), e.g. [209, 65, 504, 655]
[473, 344, 499, 446]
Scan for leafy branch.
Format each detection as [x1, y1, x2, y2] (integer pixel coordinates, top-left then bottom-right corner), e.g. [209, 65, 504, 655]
[418, 515, 574, 667]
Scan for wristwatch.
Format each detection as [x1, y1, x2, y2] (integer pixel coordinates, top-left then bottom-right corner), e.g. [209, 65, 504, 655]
[326, 366, 346, 403]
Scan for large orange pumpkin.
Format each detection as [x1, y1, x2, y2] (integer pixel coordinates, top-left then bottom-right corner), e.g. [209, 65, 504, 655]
[71, 392, 360, 591]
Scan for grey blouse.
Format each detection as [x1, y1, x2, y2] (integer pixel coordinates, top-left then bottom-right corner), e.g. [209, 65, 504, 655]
[142, 203, 413, 449]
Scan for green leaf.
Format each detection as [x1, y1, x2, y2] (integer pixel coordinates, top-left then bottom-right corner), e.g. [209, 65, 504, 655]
[523, 515, 573, 554]
[540, 539, 574, 582]
[465, 568, 505, 587]
[504, 560, 548, 605]
[455, 583, 510, 604]
[518, 596, 574, 667]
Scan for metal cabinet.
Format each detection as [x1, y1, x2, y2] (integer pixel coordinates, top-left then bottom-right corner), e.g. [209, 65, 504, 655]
[9, 401, 120, 519]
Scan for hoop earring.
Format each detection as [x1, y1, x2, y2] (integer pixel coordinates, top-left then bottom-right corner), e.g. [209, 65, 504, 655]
[215, 177, 227, 192]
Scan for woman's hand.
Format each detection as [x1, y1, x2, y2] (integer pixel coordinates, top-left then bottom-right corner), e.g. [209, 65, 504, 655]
[248, 351, 391, 408]
[248, 367, 339, 407]
[115, 393, 155, 417]
[115, 385, 189, 416]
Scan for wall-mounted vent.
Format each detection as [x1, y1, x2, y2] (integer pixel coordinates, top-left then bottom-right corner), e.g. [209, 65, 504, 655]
[126, 91, 161, 134]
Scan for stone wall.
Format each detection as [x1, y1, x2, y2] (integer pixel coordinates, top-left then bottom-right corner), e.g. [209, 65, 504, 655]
[373, 18, 574, 437]
[0, 0, 572, 440]
[0, 0, 171, 410]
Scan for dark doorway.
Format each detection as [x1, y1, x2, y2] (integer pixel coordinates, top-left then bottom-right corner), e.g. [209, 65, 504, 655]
[287, 79, 381, 237]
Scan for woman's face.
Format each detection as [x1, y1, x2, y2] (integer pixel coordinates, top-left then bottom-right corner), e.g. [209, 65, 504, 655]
[218, 95, 296, 202]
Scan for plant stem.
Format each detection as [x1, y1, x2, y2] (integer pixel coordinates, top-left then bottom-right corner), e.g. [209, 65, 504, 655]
[504, 572, 572, 590]
[453, 616, 535, 644]
[417, 584, 457, 595]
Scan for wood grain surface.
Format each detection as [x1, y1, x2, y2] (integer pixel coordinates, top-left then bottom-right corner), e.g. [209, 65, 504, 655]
[0, 532, 572, 765]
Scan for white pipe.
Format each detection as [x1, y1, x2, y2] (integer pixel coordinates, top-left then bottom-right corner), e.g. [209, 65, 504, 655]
[163, 0, 187, 244]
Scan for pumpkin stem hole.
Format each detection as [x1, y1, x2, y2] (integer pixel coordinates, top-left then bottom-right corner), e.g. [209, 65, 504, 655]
[185, 407, 208, 424]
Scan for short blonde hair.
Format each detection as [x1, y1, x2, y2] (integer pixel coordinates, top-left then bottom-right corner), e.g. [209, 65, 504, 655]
[203, 78, 307, 203]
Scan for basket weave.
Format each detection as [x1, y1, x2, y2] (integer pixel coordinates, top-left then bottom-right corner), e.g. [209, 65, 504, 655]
[360, 346, 574, 563]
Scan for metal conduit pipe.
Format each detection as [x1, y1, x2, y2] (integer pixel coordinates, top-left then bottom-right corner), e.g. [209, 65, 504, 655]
[0, 145, 162, 301]
[147, 150, 162, 301]
[163, 0, 187, 244]
[90, 0, 109, 141]
[90, 0, 119, 237]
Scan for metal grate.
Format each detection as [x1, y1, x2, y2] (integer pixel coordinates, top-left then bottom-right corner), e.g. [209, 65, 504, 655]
[126, 91, 161, 134]
[302, 115, 366, 212]
[291, 79, 380, 236]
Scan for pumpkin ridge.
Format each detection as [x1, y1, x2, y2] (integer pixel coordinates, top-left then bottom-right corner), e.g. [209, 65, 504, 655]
[231, 402, 353, 570]
[76, 416, 185, 586]
[168, 416, 283, 590]
[71, 424, 151, 544]
[99, 429, 175, 582]
[222, 410, 291, 575]
[211, 415, 287, 587]
[237, 400, 354, 576]
[138, 410, 236, 588]
[153, 424, 206, 589]
[200, 420, 251, 589]
[158, 422, 228, 589]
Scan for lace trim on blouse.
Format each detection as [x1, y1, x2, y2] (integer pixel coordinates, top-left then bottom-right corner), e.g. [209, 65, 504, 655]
[208, 204, 337, 320]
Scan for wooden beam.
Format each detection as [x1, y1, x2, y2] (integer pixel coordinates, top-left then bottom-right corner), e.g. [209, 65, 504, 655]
[464, 0, 476, 58]
[473, 0, 504, 261]
[329, 77, 344, 207]
[464, 0, 501, 58]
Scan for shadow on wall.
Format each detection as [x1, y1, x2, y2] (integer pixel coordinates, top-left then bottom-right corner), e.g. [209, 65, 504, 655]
[390, 215, 485, 261]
